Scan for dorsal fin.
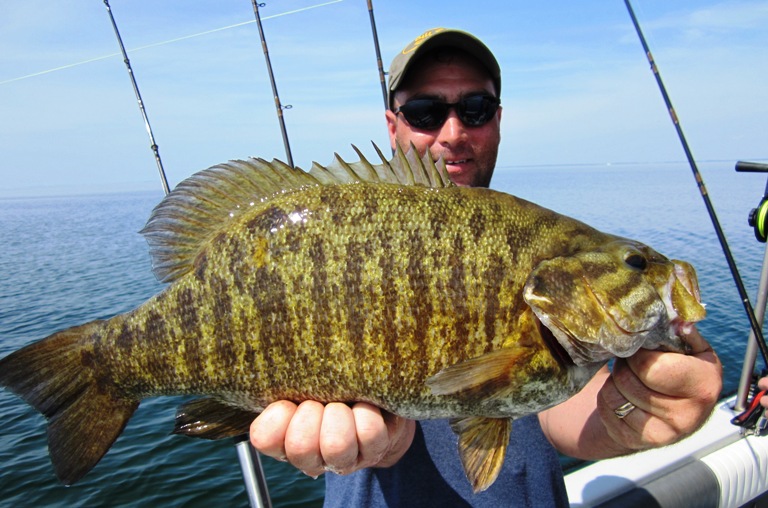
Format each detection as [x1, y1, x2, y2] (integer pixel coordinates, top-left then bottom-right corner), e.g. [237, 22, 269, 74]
[140, 142, 452, 283]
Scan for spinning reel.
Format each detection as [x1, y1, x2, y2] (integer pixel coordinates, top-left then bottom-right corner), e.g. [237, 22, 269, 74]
[739, 161, 768, 242]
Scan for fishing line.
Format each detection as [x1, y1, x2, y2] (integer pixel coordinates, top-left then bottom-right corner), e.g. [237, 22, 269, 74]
[624, 0, 768, 369]
[1, 0, 344, 86]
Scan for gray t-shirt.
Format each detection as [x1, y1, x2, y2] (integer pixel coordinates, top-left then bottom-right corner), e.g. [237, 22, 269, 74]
[324, 414, 569, 507]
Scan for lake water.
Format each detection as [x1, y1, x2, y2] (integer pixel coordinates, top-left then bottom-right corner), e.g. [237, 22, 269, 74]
[1, 161, 766, 506]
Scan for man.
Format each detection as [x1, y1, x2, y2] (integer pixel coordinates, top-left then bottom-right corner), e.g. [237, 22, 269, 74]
[250, 28, 723, 506]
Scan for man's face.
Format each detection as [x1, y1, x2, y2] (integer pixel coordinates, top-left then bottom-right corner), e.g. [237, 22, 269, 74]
[386, 52, 502, 188]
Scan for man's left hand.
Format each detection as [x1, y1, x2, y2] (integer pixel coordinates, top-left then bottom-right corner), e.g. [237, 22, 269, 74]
[597, 326, 722, 451]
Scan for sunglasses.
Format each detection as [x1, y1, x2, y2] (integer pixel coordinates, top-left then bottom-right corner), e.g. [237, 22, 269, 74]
[393, 94, 500, 131]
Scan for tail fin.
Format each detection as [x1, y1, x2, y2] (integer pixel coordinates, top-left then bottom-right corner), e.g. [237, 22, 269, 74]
[0, 321, 139, 485]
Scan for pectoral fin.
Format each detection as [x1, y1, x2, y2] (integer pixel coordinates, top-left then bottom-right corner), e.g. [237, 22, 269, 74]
[450, 416, 512, 493]
[426, 347, 534, 401]
[173, 398, 259, 439]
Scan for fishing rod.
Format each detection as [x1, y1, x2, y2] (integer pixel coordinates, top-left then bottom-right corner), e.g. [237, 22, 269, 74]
[366, 0, 388, 110]
[365, 0, 394, 156]
[103, 0, 170, 195]
[251, 1, 294, 167]
[105, 3, 272, 505]
[623, 2, 768, 374]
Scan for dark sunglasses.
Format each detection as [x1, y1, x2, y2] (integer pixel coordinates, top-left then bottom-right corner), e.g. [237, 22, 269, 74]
[394, 94, 500, 131]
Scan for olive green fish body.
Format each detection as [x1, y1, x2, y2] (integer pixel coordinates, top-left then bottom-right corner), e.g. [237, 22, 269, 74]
[98, 183, 599, 416]
[0, 145, 706, 492]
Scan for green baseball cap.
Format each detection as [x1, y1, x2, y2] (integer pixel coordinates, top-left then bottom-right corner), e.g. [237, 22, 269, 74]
[387, 28, 501, 109]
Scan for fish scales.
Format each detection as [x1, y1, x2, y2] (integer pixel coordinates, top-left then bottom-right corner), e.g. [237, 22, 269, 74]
[0, 144, 706, 492]
[87, 183, 574, 413]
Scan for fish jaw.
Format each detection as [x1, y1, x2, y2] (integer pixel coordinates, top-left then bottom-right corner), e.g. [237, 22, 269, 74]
[523, 242, 705, 366]
[656, 259, 706, 351]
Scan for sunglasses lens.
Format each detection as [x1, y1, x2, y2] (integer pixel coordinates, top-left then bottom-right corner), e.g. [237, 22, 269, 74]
[459, 95, 500, 126]
[396, 95, 499, 130]
[398, 100, 448, 130]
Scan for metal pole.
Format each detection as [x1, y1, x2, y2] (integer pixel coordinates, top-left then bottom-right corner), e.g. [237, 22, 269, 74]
[235, 435, 273, 508]
[366, 0, 388, 111]
[624, 0, 768, 371]
[251, 1, 294, 167]
[103, 0, 170, 195]
[736, 243, 768, 410]
[734, 161, 768, 410]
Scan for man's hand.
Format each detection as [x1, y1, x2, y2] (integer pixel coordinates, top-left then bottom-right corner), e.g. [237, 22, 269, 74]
[596, 326, 722, 452]
[250, 400, 416, 478]
[540, 326, 722, 459]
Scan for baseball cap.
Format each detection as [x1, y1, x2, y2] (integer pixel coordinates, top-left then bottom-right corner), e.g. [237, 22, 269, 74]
[387, 28, 501, 109]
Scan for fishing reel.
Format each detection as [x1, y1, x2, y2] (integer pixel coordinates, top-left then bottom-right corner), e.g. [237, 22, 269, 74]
[750, 202, 768, 243]
[738, 161, 768, 242]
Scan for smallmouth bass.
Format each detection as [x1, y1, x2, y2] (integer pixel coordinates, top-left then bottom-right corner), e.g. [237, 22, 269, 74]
[0, 144, 705, 493]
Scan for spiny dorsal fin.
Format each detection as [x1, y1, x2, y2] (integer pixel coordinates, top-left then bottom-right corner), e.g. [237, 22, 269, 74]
[140, 142, 451, 283]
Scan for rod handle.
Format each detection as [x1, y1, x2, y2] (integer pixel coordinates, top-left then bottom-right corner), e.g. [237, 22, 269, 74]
[736, 161, 768, 173]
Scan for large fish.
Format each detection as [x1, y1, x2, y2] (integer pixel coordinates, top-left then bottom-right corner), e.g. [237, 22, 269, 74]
[0, 144, 705, 493]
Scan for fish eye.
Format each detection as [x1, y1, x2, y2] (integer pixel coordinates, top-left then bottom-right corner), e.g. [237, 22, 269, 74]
[624, 251, 648, 270]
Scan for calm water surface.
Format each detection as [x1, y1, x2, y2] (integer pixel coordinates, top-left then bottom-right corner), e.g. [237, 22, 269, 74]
[0, 162, 765, 506]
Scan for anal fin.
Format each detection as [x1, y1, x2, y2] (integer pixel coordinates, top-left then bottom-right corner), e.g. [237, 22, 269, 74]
[450, 416, 512, 493]
[174, 397, 259, 440]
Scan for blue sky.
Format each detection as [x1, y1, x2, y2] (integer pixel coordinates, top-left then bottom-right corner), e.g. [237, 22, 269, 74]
[1, 0, 766, 196]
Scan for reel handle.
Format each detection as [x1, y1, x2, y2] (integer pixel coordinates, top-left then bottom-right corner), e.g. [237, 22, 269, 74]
[736, 161, 768, 173]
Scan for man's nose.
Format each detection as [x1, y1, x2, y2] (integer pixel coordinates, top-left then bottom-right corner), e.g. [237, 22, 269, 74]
[437, 110, 467, 146]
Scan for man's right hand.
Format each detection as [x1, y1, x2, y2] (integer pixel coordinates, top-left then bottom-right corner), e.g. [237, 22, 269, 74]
[250, 400, 416, 478]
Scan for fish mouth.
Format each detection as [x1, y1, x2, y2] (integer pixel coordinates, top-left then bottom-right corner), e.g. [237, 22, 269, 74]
[656, 265, 705, 354]
[535, 315, 576, 368]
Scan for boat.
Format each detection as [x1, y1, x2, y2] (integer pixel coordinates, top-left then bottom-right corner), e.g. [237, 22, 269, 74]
[565, 394, 768, 507]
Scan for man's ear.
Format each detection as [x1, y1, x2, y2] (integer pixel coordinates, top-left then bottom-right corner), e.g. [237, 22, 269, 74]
[385, 109, 398, 151]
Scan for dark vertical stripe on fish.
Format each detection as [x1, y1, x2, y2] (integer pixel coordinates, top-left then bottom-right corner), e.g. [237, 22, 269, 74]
[177, 287, 199, 336]
[250, 267, 281, 365]
[209, 274, 236, 371]
[483, 253, 504, 350]
[470, 203, 487, 244]
[309, 235, 332, 346]
[378, 235, 400, 367]
[407, 229, 431, 382]
[343, 230, 366, 347]
[448, 232, 469, 359]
